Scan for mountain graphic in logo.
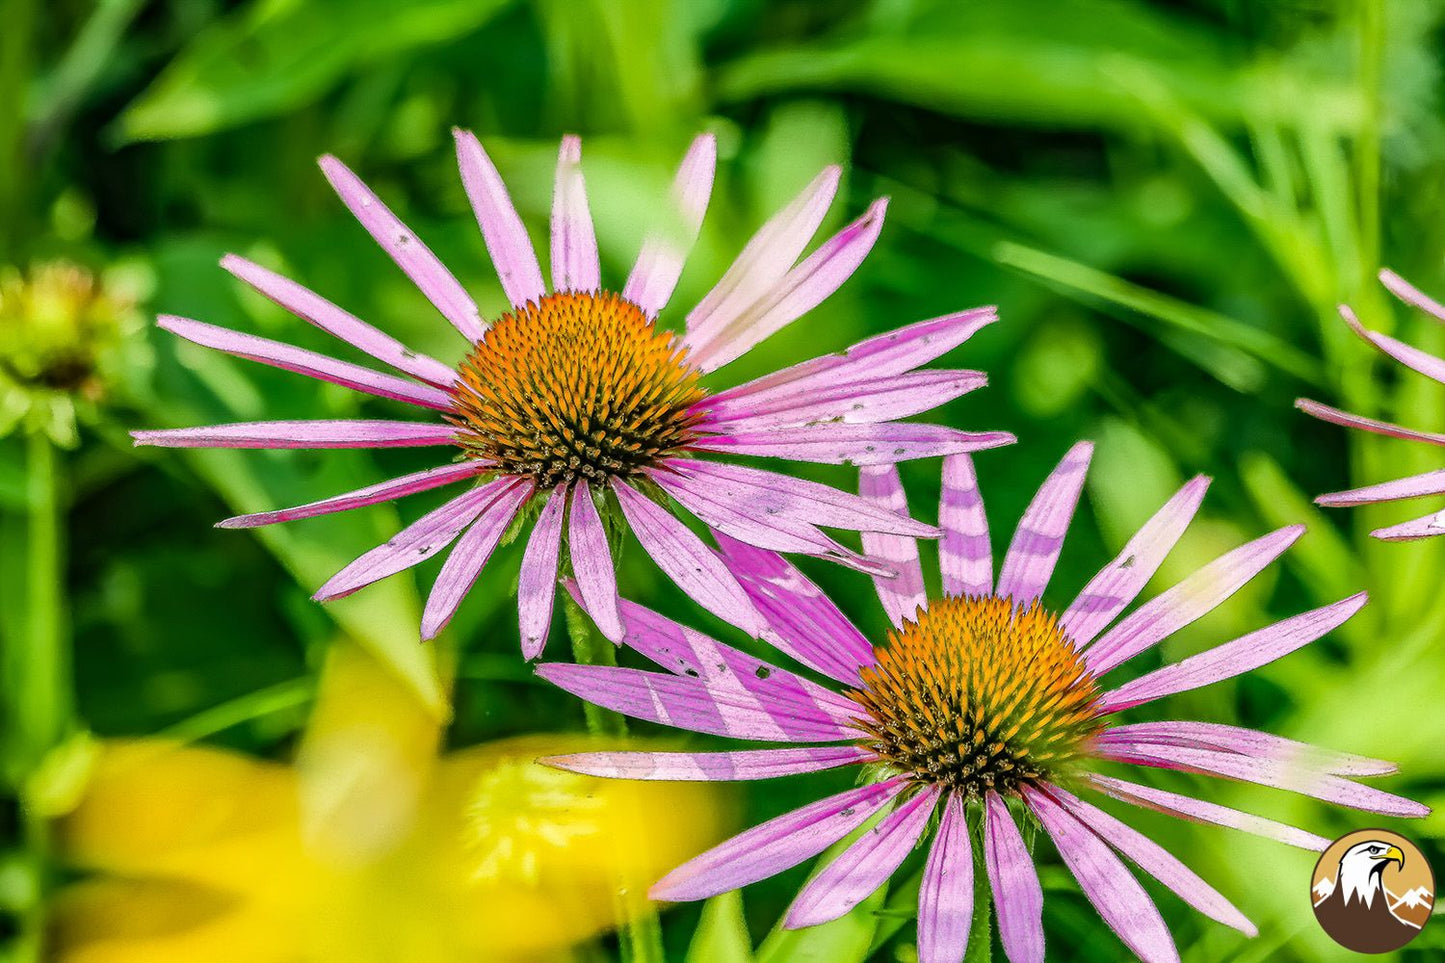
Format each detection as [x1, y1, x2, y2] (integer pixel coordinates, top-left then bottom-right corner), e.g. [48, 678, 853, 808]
[1311, 829, 1434, 953]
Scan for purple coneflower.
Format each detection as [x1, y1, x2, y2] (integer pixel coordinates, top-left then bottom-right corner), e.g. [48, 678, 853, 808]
[538, 444, 1426, 963]
[132, 132, 1013, 653]
[1298, 270, 1445, 540]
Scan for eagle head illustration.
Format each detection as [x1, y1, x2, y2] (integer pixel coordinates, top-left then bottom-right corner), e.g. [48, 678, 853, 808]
[1314, 838, 1419, 953]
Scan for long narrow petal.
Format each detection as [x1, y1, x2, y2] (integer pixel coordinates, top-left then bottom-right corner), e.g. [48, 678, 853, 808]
[549, 135, 600, 293]
[1295, 398, 1445, 446]
[518, 487, 567, 659]
[567, 480, 624, 642]
[535, 664, 857, 743]
[422, 480, 533, 638]
[1380, 267, 1445, 323]
[984, 790, 1045, 963]
[702, 369, 987, 433]
[716, 534, 875, 685]
[1342, 304, 1445, 385]
[996, 442, 1092, 606]
[1095, 721, 1397, 778]
[1061, 476, 1209, 648]
[221, 254, 455, 386]
[1371, 507, 1445, 541]
[318, 154, 485, 341]
[695, 424, 1015, 465]
[1086, 774, 1330, 851]
[859, 465, 926, 627]
[132, 419, 457, 450]
[786, 786, 938, 928]
[1099, 593, 1367, 712]
[1084, 525, 1304, 676]
[1316, 468, 1445, 506]
[452, 129, 546, 309]
[158, 315, 453, 410]
[688, 198, 888, 372]
[649, 778, 906, 902]
[917, 794, 973, 963]
[543, 746, 872, 781]
[684, 166, 840, 348]
[624, 133, 716, 317]
[312, 481, 509, 601]
[1024, 787, 1179, 963]
[1043, 785, 1253, 936]
[217, 461, 485, 528]
[611, 480, 763, 637]
[939, 453, 993, 598]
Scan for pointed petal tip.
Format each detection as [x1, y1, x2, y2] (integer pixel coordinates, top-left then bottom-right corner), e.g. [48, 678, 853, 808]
[559, 133, 582, 156]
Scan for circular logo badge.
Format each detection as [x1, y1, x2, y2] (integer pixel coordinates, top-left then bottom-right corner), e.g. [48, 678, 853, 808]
[1311, 829, 1434, 954]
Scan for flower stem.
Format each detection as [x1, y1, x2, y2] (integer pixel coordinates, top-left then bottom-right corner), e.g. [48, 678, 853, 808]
[963, 826, 993, 963]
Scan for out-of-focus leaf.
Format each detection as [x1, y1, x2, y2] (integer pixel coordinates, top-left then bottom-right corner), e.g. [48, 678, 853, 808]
[685, 891, 753, 963]
[117, 0, 517, 142]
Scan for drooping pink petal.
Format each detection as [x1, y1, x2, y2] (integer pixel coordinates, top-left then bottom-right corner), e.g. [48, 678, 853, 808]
[220, 255, 457, 387]
[611, 480, 763, 637]
[157, 315, 453, 410]
[1094, 740, 1429, 818]
[1295, 398, 1445, 446]
[1023, 787, 1179, 963]
[549, 135, 600, 294]
[687, 198, 889, 372]
[312, 480, 513, 601]
[1084, 525, 1305, 676]
[1043, 785, 1254, 936]
[216, 461, 486, 528]
[535, 663, 858, 743]
[996, 441, 1092, 606]
[132, 419, 458, 450]
[917, 794, 973, 963]
[683, 165, 840, 352]
[649, 777, 907, 902]
[518, 487, 567, 659]
[422, 480, 534, 638]
[858, 465, 927, 627]
[716, 534, 875, 685]
[1316, 468, 1445, 506]
[1371, 508, 1445, 541]
[1379, 268, 1445, 324]
[318, 154, 485, 341]
[542, 745, 873, 781]
[695, 424, 1015, 465]
[1098, 592, 1367, 713]
[567, 480, 624, 642]
[1094, 721, 1397, 778]
[1341, 304, 1445, 385]
[939, 453, 993, 599]
[786, 786, 938, 928]
[1086, 774, 1330, 851]
[984, 790, 1044, 963]
[702, 369, 986, 433]
[624, 133, 716, 317]
[1061, 476, 1209, 648]
[452, 129, 547, 310]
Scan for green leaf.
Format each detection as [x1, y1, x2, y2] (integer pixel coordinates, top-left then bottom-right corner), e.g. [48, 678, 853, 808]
[685, 891, 754, 963]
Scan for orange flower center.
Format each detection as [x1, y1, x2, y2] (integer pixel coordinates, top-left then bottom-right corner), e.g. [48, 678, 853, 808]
[849, 595, 1103, 797]
[449, 292, 707, 488]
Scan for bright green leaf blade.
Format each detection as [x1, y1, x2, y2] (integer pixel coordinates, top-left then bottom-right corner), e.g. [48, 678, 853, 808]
[685, 891, 754, 963]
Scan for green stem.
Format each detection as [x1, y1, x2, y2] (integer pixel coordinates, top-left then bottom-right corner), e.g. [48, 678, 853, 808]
[0, 0, 36, 259]
[963, 825, 993, 963]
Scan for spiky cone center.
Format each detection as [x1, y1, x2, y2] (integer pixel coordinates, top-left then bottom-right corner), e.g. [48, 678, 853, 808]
[849, 595, 1104, 798]
[450, 292, 707, 489]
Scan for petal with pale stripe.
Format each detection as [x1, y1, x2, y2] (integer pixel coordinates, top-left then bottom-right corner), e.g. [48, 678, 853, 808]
[624, 133, 716, 317]
[453, 129, 546, 310]
[996, 442, 1092, 606]
[917, 794, 973, 963]
[549, 135, 600, 293]
[217, 461, 485, 529]
[1086, 774, 1329, 851]
[542, 745, 872, 781]
[132, 420, 458, 450]
[858, 464, 926, 627]
[518, 487, 567, 659]
[984, 790, 1044, 963]
[567, 480, 624, 642]
[422, 480, 533, 638]
[939, 453, 992, 598]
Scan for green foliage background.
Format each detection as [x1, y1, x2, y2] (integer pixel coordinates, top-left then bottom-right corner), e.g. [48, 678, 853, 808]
[3, 0, 1445, 960]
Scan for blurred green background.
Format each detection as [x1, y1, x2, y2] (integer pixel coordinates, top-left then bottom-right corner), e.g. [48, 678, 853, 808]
[3, 0, 1445, 960]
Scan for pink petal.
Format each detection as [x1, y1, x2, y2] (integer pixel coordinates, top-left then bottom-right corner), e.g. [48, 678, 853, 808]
[421, 480, 533, 638]
[611, 480, 763, 636]
[1342, 303, 1445, 385]
[1061, 476, 1209, 648]
[996, 441, 1092, 606]
[917, 794, 973, 963]
[1380, 267, 1445, 324]
[542, 745, 873, 781]
[1371, 507, 1445, 541]
[157, 314, 452, 410]
[1295, 398, 1445, 446]
[1087, 775, 1329, 851]
[1098, 592, 1367, 712]
[550, 135, 599, 293]
[786, 786, 938, 928]
[938, 453, 993, 599]
[216, 461, 485, 528]
[452, 129, 546, 310]
[984, 790, 1044, 963]
[1316, 468, 1445, 506]
[1095, 721, 1397, 778]
[1084, 525, 1304, 676]
[704, 369, 987, 434]
[687, 198, 888, 372]
[858, 465, 927, 627]
[220, 254, 456, 387]
[1024, 787, 1179, 963]
[318, 154, 484, 341]
[623, 133, 716, 317]
[567, 480, 624, 642]
[649, 777, 907, 902]
[131, 419, 458, 450]
[518, 487, 566, 659]
[695, 424, 1016, 466]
